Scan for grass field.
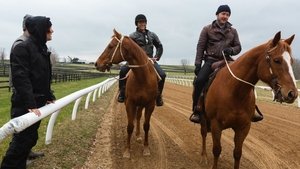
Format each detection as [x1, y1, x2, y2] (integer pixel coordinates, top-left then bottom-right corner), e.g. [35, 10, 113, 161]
[0, 77, 107, 161]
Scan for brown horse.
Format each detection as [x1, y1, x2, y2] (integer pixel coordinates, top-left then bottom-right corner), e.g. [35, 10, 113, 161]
[95, 29, 158, 158]
[199, 31, 297, 169]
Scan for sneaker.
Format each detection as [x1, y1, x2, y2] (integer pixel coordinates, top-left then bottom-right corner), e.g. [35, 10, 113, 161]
[28, 151, 44, 160]
[189, 113, 201, 123]
[156, 95, 164, 106]
[117, 93, 125, 103]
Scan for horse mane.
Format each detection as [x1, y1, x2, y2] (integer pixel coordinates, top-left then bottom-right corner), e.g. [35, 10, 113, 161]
[236, 38, 294, 63]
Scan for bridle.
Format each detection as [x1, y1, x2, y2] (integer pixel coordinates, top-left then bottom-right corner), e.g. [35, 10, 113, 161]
[108, 35, 149, 68]
[223, 45, 282, 101]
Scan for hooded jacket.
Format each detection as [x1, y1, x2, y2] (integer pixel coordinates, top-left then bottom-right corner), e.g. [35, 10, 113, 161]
[10, 16, 55, 109]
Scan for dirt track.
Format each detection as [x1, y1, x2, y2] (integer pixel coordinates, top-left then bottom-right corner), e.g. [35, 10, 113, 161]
[82, 83, 300, 169]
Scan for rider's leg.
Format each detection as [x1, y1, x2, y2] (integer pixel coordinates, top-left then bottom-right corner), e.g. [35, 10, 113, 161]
[190, 60, 214, 123]
[153, 62, 166, 106]
[118, 65, 130, 103]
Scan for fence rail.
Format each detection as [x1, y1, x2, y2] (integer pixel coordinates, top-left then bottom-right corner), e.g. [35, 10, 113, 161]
[0, 77, 117, 144]
[166, 77, 300, 107]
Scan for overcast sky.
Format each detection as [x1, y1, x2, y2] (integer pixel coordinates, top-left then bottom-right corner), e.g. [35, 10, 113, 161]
[0, 0, 299, 65]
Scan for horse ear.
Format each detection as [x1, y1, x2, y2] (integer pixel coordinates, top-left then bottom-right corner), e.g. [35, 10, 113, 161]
[272, 31, 281, 47]
[113, 29, 121, 39]
[285, 34, 295, 45]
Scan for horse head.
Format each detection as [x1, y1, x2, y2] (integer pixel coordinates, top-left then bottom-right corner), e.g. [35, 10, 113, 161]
[95, 29, 128, 72]
[258, 31, 298, 103]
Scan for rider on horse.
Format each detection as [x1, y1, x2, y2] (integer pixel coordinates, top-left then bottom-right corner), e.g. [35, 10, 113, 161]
[117, 14, 166, 106]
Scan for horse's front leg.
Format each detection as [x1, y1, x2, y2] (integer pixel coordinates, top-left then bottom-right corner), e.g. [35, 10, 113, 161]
[211, 119, 222, 169]
[200, 115, 208, 165]
[142, 103, 155, 156]
[233, 124, 250, 169]
[136, 107, 143, 143]
[123, 105, 137, 158]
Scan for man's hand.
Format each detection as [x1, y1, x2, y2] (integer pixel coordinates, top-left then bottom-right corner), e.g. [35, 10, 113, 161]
[194, 64, 201, 76]
[223, 48, 233, 56]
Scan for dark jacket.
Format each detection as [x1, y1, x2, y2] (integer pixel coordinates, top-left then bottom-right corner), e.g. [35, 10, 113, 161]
[129, 29, 163, 60]
[195, 20, 241, 65]
[10, 16, 55, 109]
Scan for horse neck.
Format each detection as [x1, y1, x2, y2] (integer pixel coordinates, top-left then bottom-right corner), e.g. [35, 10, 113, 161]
[229, 45, 266, 91]
[126, 47, 153, 79]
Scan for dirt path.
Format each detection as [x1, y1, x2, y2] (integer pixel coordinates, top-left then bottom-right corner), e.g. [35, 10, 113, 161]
[82, 83, 300, 169]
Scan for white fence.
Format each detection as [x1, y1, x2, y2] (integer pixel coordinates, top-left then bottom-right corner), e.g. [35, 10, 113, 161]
[0, 77, 117, 144]
[166, 77, 300, 107]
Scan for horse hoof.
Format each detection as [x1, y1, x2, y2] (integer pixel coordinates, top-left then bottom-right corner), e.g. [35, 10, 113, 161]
[123, 150, 130, 158]
[136, 137, 143, 143]
[143, 147, 150, 156]
[200, 156, 208, 165]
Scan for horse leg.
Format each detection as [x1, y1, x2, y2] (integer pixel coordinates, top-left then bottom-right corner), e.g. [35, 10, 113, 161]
[123, 105, 137, 158]
[211, 120, 222, 169]
[200, 115, 208, 165]
[136, 107, 143, 143]
[142, 105, 155, 156]
[233, 124, 250, 169]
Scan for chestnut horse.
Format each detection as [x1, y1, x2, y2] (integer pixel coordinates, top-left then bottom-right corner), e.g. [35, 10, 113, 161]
[95, 29, 158, 158]
[199, 32, 297, 169]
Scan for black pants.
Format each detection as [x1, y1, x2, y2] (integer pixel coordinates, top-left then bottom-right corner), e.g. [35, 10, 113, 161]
[193, 60, 214, 111]
[119, 62, 166, 94]
[1, 98, 45, 169]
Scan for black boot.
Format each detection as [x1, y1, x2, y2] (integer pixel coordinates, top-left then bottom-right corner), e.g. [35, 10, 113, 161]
[252, 105, 263, 122]
[156, 94, 164, 106]
[117, 88, 125, 103]
[189, 111, 201, 123]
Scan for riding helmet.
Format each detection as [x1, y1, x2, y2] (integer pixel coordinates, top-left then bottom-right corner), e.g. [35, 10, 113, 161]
[135, 14, 147, 26]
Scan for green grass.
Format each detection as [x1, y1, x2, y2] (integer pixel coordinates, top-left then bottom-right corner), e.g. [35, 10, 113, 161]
[0, 77, 107, 160]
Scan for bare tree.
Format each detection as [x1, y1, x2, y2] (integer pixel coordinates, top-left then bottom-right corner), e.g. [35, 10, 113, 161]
[181, 59, 189, 75]
[48, 47, 59, 65]
[0, 48, 5, 65]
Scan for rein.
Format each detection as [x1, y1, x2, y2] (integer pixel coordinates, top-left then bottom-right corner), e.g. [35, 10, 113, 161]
[222, 46, 282, 101]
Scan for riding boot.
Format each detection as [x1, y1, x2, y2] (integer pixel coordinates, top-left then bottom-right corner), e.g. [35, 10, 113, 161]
[252, 105, 264, 122]
[118, 87, 125, 103]
[189, 110, 201, 123]
[156, 81, 164, 106]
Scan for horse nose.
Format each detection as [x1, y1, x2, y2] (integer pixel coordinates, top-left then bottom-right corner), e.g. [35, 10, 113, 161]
[95, 62, 97, 67]
[287, 90, 297, 101]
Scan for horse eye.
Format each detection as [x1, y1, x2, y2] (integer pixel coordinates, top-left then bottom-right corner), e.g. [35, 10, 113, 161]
[273, 58, 281, 64]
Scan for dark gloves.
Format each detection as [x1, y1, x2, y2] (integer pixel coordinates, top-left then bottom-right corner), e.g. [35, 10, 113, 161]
[223, 48, 233, 57]
[194, 64, 201, 76]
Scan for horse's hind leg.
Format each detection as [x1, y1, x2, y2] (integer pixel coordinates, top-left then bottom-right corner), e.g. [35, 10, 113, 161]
[233, 124, 250, 169]
[136, 107, 143, 143]
[143, 105, 155, 156]
[123, 105, 137, 158]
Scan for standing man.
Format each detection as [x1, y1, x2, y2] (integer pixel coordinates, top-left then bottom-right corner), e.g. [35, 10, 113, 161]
[190, 5, 242, 123]
[8, 14, 45, 162]
[117, 14, 166, 106]
[1, 15, 55, 169]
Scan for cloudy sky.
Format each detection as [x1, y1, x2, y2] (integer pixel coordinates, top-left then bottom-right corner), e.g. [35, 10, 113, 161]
[0, 0, 299, 65]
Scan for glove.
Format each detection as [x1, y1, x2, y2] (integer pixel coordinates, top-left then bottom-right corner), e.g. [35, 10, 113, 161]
[194, 64, 201, 76]
[223, 48, 233, 57]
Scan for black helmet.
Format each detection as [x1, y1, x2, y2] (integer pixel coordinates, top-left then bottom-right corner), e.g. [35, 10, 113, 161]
[135, 14, 147, 26]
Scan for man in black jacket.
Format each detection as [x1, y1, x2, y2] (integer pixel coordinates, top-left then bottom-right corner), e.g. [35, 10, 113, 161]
[117, 14, 166, 106]
[1, 16, 55, 169]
